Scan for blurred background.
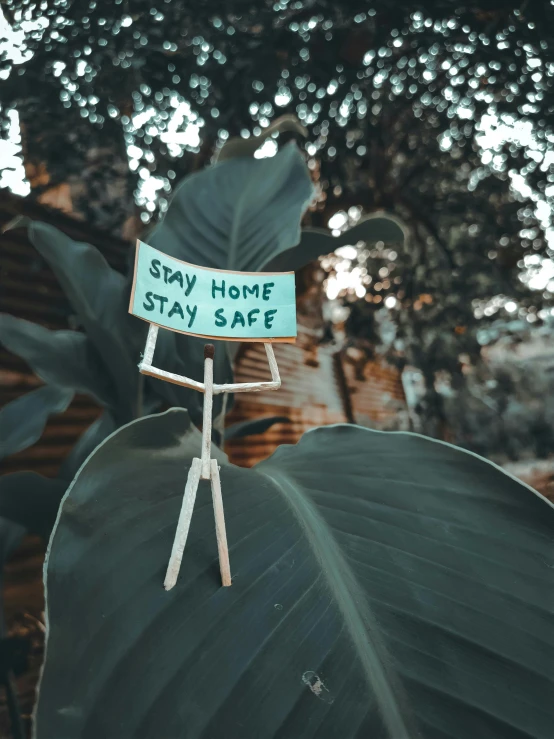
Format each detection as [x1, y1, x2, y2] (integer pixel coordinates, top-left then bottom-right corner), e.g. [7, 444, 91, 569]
[1, 0, 554, 736]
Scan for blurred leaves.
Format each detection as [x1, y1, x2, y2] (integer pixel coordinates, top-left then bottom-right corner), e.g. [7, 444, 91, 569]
[214, 114, 307, 163]
[27, 222, 137, 421]
[267, 213, 406, 272]
[0, 386, 73, 461]
[0, 316, 116, 407]
[2, 0, 554, 442]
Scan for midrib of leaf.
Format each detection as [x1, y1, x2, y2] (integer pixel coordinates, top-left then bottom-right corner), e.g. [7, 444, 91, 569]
[227, 172, 257, 271]
[259, 466, 413, 739]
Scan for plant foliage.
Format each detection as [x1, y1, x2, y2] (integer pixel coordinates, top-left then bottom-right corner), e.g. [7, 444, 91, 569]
[35, 409, 554, 738]
[0, 121, 405, 543]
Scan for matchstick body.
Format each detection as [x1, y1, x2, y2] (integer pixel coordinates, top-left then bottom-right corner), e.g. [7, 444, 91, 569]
[210, 460, 232, 586]
[164, 457, 202, 591]
[201, 345, 215, 480]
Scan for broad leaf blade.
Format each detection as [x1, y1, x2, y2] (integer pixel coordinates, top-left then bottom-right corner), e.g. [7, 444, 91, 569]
[264, 213, 407, 272]
[36, 411, 554, 738]
[148, 141, 314, 272]
[0, 385, 73, 460]
[0, 473, 66, 538]
[27, 222, 136, 420]
[146, 142, 314, 393]
[0, 315, 116, 407]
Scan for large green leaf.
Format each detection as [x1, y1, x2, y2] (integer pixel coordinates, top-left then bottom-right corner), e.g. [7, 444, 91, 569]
[0, 385, 73, 460]
[27, 222, 137, 421]
[264, 213, 407, 272]
[146, 140, 314, 392]
[0, 315, 116, 407]
[36, 410, 554, 739]
[148, 141, 314, 272]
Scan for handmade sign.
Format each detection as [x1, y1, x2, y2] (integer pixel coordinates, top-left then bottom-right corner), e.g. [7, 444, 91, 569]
[129, 240, 294, 591]
[130, 240, 296, 342]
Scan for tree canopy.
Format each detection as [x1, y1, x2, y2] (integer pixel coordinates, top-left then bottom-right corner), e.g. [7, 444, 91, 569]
[2, 0, 554, 441]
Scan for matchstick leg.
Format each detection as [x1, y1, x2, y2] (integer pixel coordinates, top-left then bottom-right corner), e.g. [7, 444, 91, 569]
[164, 457, 202, 591]
[210, 459, 232, 587]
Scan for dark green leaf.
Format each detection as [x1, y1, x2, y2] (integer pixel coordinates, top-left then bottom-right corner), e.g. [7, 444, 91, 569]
[146, 142, 314, 397]
[148, 141, 314, 271]
[264, 213, 407, 272]
[224, 415, 290, 440]
[0, 473, 67, 538]
[0, 315, 116, 406]
[36, 410, 554, 739]
[27, 222, 137, 421]
[58, 412, 117, 482]
[0, 385, 73, 460]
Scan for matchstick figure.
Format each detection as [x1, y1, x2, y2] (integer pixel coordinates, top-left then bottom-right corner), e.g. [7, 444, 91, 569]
[139, 324, 281, 589]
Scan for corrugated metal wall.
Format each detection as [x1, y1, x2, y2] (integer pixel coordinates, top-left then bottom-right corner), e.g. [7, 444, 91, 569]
[225, 330, 345, 467]
[225, 333, 406, 467]
[342, 353, 406, 428]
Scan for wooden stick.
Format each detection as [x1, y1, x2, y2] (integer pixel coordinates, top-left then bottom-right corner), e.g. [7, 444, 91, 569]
[210, 459, 231, 587]
[140, 339, 281, 395]
[201, 344, 214, 480]
[213, 380, 280, 394]
[265, 342, 281, 384]
[164, 457, 202, 591]
[146, 335, 280, 590]
[213, 343, 281, 394]
[139, 364, 205, 393]
[142, 323, 159, 365]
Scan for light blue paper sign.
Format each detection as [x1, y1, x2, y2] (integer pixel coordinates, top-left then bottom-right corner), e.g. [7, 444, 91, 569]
[129, 241, 297, 342]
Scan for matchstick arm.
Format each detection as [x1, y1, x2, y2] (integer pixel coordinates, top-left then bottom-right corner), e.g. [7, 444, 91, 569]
[138, 323, 281, 394]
